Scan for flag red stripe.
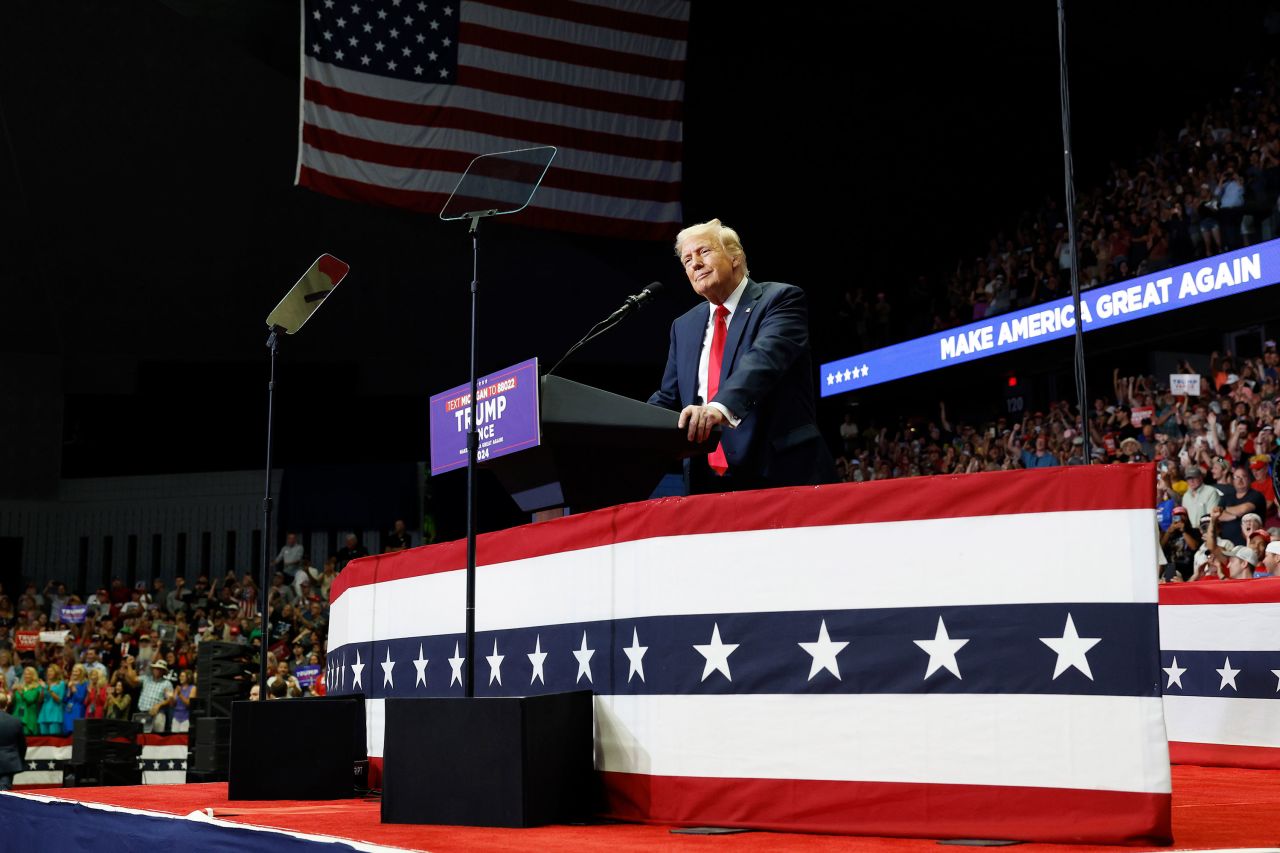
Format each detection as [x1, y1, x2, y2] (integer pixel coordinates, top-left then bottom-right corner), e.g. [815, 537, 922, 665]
[1159, 575, 1280, 605]
[304, 78, 683, 161]
[330, 465, 1156, 600]
[303, 124, 681, 202]
[297, 166, 675, 241]
[598, 770, 1171, 844]
[476, 0, 689, 41]
[460, 22, 685, 80]
[456, 65, 683, 122]
[1168, 740, 1280, 770]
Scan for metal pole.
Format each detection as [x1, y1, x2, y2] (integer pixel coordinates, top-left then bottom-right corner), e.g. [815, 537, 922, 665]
[258, 327, 279, 698]
[464, 218, 480, 698]
[1057, 0, 1091, 459]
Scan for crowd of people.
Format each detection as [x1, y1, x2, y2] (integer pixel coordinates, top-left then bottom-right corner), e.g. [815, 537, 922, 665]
[0, 520, 414, 737]
[836, 60, 1280, 354]
[833, 348, 1280, 582]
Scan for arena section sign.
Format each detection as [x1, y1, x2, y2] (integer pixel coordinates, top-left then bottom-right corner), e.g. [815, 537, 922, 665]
[822, 239, 1280, 396]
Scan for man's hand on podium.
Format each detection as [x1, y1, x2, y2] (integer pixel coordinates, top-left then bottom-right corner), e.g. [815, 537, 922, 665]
[679, 404, 727, 443]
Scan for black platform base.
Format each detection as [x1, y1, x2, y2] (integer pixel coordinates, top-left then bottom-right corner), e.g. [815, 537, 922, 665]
[381, 691, 595, 827]
[227, 695, 366, 800]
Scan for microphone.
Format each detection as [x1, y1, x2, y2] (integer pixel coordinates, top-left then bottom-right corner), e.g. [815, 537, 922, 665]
[605, 281, 664, 322]
[546, 281, 667, 376]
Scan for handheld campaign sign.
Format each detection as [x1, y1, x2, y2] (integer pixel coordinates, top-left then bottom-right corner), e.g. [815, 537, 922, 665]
[429, 358, 541, 475]
[1170, 374, 1200, 395]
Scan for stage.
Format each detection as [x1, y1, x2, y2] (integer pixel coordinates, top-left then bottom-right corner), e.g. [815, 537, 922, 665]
[3, 765, 1278, 852]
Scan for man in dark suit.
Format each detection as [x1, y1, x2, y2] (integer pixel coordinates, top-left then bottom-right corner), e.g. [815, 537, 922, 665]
[0, 709, 26, 790]
[649, 219, 835, 493]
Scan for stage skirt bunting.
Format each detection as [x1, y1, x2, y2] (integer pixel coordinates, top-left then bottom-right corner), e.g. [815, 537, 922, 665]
[13, 734, 188, 789]
[1159, 576, 1280, 769]
[327, 465, 1172, 844]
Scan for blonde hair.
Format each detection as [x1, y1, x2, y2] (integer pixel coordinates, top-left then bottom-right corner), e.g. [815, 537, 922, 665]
[675, 218, 749, 277]
[45, 663, 63, 682]
[70, 664, 87, 682]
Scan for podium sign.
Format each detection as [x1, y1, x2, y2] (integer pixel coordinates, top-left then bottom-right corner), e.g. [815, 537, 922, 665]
[429, 358, 540, 475]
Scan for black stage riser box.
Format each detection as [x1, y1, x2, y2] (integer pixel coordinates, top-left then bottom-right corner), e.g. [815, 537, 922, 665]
[381, 691, 594, 827]
[227, 696, 366, 800]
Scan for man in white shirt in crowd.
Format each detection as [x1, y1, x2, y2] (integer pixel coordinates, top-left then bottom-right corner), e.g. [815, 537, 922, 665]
[273, 533, 304, 580]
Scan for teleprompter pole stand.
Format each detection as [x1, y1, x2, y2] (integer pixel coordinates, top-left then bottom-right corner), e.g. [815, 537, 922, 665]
[258, 325, 283, 698]
[463, 213, 485, 699]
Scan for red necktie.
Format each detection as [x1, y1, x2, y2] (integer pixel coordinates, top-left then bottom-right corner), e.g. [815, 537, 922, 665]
[707, 305, 729, 475]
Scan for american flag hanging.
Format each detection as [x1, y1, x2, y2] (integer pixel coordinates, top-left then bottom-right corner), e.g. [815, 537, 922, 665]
[296, 0, 688, 239]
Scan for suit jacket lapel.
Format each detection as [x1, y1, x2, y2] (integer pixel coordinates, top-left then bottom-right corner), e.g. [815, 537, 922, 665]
[719, 278, 760, 384]
[679, 303, 708, 405]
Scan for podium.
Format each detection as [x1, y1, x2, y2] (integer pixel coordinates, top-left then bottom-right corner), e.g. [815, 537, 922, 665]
[482, 374, 712, 513]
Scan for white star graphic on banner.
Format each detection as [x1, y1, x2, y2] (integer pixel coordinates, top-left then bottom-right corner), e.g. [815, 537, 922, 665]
[693, 622, 739, 682]
[572, 631, 595, 684]
[381, 646, 395, 688]
[861, 363, 869, 376]
[1039, 613, 1101, 680]
[528, 635, 548, 685]
[350, 649, 365, 690]
[798, 619, 848, 681]
[913, 616, 969, 680]
[413, 644, 428, 687]
[340, 653, 346, 690]
[1271, 669, 1280, 692]
[1217, 657, 1241, 691]
[487, 638, 505, 686]
[167, 759, 176, 769]
[448, 641, 465, 687]
[1163, 656, 1187, 690]
[622, 627, 648, 683]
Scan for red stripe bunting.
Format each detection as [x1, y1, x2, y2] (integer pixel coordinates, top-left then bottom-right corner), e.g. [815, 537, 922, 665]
[331, 465, 1156, 601]
[1159, 575, 1280, 604]
[1169, 741, 1280, 770]
[599, 770, 1172, 845]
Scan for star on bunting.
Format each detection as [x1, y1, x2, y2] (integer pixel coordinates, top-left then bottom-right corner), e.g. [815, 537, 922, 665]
[381, 646, 395, 688]
[528, 635, 548, 685]
[798, 619, 848, 681]
[350, 649, 364, 690]
[448, 641, 465, 687]
[1039, 613, 1100, 680]
[1162, 657, 1187, 690]
[573, 631, 595, 684]
[413, 643, 428, 687]
[1217, 657, 1240, 691]
[486, 638, 504, 686]
[622, 628, 648, 683]
[693, 622, 739, 682]
[914, 616, 969, 680]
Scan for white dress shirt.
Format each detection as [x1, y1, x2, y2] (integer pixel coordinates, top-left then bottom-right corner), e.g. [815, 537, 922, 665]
[696, 276, 748, 426]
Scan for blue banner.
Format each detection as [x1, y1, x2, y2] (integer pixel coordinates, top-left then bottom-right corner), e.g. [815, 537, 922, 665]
[821, 240, 1280, 396]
